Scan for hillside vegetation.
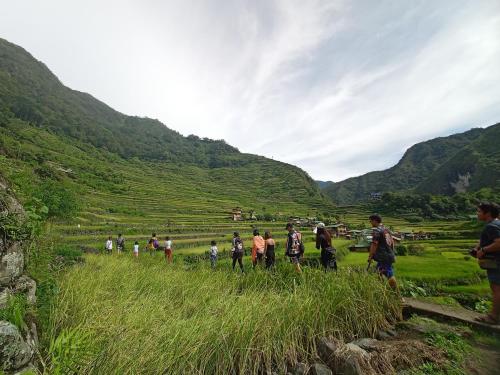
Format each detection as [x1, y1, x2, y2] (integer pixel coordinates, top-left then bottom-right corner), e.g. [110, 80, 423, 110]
[322, 124, 500, 204]
[0, 37, 333, 227]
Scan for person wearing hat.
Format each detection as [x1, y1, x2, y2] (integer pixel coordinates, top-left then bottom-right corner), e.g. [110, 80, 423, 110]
[285, 223, 303, 273]
[315, 223, 337, 271]
[231, 231, 245, 273]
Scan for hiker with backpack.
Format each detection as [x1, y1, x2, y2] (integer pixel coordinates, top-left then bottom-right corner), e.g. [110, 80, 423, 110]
[164, 236, 173, 264]
[285, 223, 303, 273]
[252, 229, 265, 268]
[116, 233, 125, 254]
[105, 236, 113, 254]
[264, 231, 276, 270]
[231, 231, 245, 273]
[368, 214, 397, 290]
[472, 202, 500, 325]
[315, 223, 337, 272]
[152, 233, 159, 249]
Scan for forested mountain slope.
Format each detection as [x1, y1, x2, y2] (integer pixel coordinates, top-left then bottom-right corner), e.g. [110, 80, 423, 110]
[0, 38, 333, 219]
[322, 124, 499, 204]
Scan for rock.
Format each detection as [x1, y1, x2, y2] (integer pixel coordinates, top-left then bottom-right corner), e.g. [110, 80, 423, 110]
[292, 362, 308, 375]
[309, 363, 332, 375]
[316, 337, 338, 366]
[386, 328, 397, 337]
[337, 343, 375, 375]
[12, 276, 37, 305]
[0, 321, 32, 371]
[13, 364, 37, 375]
[351, 338, 380, 352]
[0, 243, 24, 287]
[0, 288, 9, 309]
[376, 330, 391, 340]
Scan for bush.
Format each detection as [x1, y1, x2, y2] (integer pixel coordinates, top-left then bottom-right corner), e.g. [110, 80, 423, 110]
[33, 180, 79, 218]
[408, 244, 425, 256]
[395, 244, 408, 256]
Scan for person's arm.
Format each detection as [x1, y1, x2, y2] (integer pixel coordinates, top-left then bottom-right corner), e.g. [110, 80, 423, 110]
[478, 238, 500, 258]
[368, 230, 378, 261]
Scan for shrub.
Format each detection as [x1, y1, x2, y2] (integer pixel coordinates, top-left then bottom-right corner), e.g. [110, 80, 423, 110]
[395, 244, 408, 256]
[408, 244, 425, 256]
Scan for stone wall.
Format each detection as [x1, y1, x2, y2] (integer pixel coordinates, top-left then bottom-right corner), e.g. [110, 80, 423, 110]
[0, 177, 38, 374]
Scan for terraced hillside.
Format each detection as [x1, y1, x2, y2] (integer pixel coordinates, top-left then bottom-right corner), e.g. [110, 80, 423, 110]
[0, 37, 334, 248]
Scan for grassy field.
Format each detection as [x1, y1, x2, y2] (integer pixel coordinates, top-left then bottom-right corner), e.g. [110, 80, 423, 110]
[46, 255, 401, 374]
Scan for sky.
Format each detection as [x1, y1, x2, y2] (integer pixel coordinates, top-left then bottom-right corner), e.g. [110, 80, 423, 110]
[1, 0, 500, 181]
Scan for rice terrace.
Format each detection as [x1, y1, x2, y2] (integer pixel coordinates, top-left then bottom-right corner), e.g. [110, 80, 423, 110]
[1, 2, 500, 374]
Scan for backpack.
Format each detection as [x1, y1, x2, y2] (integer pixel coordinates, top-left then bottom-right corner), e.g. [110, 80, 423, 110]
[373, 226, 395, 265]
[288, 231, 304, 255]
[234, 238, 243, 252]
[153, 239, 159, 249]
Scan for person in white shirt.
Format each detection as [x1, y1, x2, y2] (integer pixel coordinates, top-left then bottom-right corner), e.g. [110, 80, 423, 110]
[210, 240, 218, 269]
[105, 236, 113, 254]
[133, 241, 139, 258]
[164, 236, 173, 264]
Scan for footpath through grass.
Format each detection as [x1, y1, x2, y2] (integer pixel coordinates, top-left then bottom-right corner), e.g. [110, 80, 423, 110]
[48, 254, 401, 374]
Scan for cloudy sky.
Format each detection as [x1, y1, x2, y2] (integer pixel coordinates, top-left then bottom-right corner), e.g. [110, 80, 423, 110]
[1, 0, 500, 181]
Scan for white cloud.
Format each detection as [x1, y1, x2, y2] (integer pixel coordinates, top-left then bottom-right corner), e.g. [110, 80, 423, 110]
[1, 0, 499, 181]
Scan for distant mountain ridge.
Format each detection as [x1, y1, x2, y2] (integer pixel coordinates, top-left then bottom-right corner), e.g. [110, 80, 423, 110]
[321, 124, 500, 204]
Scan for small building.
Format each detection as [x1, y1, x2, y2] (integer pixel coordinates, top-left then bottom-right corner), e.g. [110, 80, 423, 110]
[231, 208, 243, 221]
[370, 192, 382, 200]
[328, 223, 348, 237]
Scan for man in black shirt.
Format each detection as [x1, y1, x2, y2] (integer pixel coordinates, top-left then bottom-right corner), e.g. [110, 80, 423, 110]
[474, 202, 500, 324]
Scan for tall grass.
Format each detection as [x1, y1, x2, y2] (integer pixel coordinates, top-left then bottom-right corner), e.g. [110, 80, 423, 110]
[48, 255, 401, 374]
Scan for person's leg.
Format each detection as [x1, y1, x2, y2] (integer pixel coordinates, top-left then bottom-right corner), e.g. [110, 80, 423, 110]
[232, 257, 237, 270]
[169, 250, 173, 263]
[238, 257, 244, 272]
[388, 276, 398, 290]
[491, 282, 500, 319]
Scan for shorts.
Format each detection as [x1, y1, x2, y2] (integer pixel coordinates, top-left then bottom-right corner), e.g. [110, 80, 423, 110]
[487, 268, 500, 285]
[165, 248, 172, 256]
[377, 263, 394, 278]
[288, 254, 301, 264]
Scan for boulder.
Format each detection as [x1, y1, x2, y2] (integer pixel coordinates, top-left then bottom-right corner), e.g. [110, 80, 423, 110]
[0, 243, 24, 287]
[316, 337, 338, 367]
[351, 338, 380, 352]
[309, 363, 332, 375]
[292, 362, 308, 375]
[0, 321, 32, 371]
[376, 330, 391, 340]
[12, 276, 37, 305]
[13, 364, 37, 375]
[337, 343, 376, 375]
[0, 288, 9, 309]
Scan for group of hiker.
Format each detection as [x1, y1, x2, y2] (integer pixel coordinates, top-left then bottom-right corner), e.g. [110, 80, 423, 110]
[100, 201, 500, 326]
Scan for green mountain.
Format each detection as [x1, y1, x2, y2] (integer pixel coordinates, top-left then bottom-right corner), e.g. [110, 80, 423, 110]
[322, 124, 500, 204]
[0, 38, 333, 225]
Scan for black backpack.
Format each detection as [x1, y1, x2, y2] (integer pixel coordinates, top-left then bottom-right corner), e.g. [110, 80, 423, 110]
[373, 227, 396, 264]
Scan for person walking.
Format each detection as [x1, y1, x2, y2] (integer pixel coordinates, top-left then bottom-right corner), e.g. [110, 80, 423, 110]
[147, 239, 155, 256]
[315, 223, 337, 272]
[285, 223, 303, 273]
[252, 229, 265, 268]
[151, 233, 159, 250]
[473, 202, 500, 324]
[368, 214, 397, 290]
[116, 234, 125, 254]
[231, 231, 244, 273]
[105, 236, 113, 255]
[133, 241, 139, 258]
[164, 236, 173, 264]
[210, 240, 218, 269]
[264, 231, 276, 270]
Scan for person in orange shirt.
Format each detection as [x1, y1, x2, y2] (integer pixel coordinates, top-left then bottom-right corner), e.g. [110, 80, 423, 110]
[252, 229, 265, 268]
